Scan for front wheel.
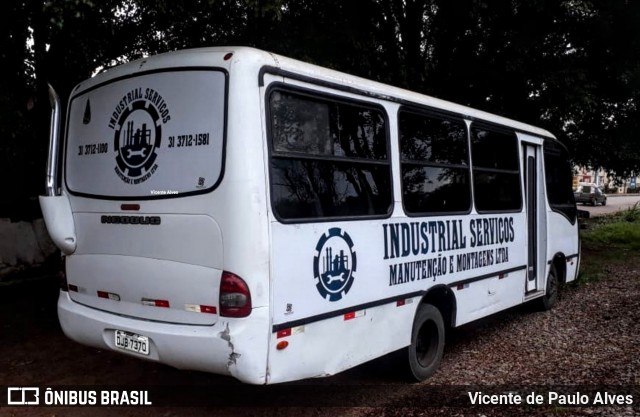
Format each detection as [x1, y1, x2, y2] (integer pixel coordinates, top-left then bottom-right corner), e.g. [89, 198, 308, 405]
[536, 266, 558, 311]
[404, 304, 445, 381]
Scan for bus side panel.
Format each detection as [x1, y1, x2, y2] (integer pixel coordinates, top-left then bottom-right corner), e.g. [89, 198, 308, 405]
[266, 221, 415, 383]
[267, 297, 416, 384]
[452, 272, 526, 326]
[266, 213, 529, 381]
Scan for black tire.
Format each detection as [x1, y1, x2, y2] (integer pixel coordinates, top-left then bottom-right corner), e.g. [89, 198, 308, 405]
[404, 304, 445, 381]
[602, 198, 607, 206]
[537, 266, 559, 311]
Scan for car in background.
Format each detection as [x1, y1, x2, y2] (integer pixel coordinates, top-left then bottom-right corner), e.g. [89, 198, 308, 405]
[574, 183, 607, 206]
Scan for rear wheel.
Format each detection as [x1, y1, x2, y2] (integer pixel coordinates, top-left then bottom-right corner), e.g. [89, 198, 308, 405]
[404, 304, 445, 381]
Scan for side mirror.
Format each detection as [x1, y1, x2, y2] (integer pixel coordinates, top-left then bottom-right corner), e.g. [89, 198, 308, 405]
[577, 209, 590, 219]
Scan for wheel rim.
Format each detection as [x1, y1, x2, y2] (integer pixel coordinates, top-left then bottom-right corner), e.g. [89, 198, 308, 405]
[416, 320, 439, 368]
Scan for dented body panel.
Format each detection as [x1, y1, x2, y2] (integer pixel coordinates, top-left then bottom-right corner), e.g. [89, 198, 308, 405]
[58, 292, 270, 383]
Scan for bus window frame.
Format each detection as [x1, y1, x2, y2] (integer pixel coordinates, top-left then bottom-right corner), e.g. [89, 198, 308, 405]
[469, 121, 524, 214]
[397, 105, 473, 217]
[265, 82, 394, 224]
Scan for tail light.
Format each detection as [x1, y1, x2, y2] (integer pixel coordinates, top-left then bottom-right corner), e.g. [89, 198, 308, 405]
[58, 256, 68, 291]
[219, 271, 252, 318]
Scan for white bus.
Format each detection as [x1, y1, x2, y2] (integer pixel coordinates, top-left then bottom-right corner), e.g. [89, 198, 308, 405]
[40, 47, 580, 384]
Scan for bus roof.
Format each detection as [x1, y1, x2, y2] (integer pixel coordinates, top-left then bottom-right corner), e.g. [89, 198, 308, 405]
[76, 46, 555, 140]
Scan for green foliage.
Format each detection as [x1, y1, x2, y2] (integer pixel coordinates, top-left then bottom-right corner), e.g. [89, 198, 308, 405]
[583, 222, 640, 250]
[575, 206, 640, 285]
[581, 204, 640, 250]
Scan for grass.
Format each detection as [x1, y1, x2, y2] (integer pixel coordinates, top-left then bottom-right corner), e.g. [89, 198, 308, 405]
[581, 202, 640, 249]
[575, 202, 640, 284]
[582, 222, 640, 250]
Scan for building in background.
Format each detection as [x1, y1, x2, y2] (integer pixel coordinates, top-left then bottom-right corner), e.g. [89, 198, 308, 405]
[573, 166, 639, 194]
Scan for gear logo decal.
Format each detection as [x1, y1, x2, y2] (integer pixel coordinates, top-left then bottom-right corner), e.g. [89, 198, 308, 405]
[313, 228, 357, 301]
[108, 88, 171, 184]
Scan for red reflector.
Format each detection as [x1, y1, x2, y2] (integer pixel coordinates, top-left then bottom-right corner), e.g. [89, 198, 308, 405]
[200, 305, 217, 314]
[142, 298, 169, 307]
[396, 299, 406, 307]
[344, 312, 356, 320]
[224, 52, 233, 61]
[98, 291, 121, 301]
[120, 204, 140, 211]
[456, 284, 464, 290]
[276, 341, 289, 350]
[68, 284, 79, 292]
[277, 329, 291, 339]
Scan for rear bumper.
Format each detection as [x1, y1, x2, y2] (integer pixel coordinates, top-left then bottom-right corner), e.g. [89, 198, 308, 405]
[57, 291, 268, 384]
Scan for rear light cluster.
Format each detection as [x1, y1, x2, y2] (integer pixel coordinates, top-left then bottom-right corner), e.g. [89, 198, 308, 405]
[219, 271, 252, 318]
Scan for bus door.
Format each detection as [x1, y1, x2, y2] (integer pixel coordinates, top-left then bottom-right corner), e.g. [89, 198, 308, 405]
[523, 143, 543, 294]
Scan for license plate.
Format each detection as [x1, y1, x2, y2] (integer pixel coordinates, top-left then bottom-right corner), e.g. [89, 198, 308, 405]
[114, 330, 150, 355]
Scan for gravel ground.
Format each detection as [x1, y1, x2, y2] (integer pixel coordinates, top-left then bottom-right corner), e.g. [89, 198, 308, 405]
[354, 247, 640, 416]
[1, 249, 639, 417]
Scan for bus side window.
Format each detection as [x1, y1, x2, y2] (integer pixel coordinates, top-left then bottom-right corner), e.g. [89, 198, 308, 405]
[268, 89, 392, 221]
[470, 125, 522, 212]
[399, 109, 471, 215]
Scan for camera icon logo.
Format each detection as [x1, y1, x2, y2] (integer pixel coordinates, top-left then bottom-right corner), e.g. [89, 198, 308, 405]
[7, 387, 40, 405]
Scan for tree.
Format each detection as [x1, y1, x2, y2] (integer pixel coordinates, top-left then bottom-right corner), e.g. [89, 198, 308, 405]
[2, 0, 640, 216]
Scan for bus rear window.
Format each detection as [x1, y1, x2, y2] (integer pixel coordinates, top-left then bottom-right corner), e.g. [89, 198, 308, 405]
[65, 69, 227, 199]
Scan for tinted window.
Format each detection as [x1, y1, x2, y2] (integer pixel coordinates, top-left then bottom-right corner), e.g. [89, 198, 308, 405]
[399, 110, 471, 214]
[65, 70, 226, 199]
[270, 91, 387, 160]
[543, 139, 577, 222]
[269, 89, 391, 221]
[471, 125, 522, 212]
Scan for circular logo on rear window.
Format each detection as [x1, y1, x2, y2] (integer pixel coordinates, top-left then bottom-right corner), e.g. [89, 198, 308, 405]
[108, 88, 171, 185]
[114, 101, 161, 182]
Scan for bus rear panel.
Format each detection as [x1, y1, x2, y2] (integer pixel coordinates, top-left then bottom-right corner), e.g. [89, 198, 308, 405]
[49, 50, 272, 384]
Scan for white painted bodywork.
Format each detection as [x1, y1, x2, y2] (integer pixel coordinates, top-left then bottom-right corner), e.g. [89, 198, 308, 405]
[39, 194, 76, 254]
[40, 47, 579, 384]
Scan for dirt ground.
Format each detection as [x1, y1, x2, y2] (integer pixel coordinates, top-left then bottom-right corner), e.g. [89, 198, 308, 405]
[1, 251, 639, 417]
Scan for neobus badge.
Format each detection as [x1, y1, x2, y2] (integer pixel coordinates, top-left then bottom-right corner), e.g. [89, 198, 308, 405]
[312, 228, 357, 302]
[101, 215, 161, 225]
